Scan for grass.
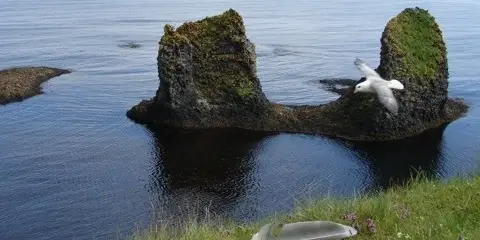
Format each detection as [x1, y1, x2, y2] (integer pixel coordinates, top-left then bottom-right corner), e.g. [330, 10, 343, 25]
[131, 173, 480, 240]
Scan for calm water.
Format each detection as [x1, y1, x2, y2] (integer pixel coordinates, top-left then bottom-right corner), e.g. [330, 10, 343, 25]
[1, 0, 480, 239]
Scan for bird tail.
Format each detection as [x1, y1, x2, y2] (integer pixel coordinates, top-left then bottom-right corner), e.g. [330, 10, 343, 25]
[387, 79, 404, 90]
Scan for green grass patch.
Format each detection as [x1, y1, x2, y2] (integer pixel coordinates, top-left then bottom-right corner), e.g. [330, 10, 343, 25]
[132, 174, 480, 239]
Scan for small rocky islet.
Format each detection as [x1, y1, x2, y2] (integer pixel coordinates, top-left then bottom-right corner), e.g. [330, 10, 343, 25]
[0, 8, 468, 141]
[127, 7, 468, 141]
[0, 66, 71, 105]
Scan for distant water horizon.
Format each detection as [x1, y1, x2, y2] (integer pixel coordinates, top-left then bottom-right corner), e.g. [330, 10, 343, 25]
[1, 0, 480, 239]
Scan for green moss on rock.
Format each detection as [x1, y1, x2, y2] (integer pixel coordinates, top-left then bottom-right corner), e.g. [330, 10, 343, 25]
[235, 81, 254, 98]
[305, 6, 466, 139]
[161, 24, 190, 45]
[146, 9, 270, 128]
[376, 7, 451, 122]
[378, 7, 447, 82]
[158, 9, 261, 103]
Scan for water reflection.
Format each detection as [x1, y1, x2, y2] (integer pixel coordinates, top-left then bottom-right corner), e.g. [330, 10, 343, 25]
[344, 124, 449, 190]
[145, 123, 449, 222]
[146, 126, 275, 220]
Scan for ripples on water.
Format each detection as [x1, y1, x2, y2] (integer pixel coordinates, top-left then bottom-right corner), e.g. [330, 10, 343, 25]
[1, 0, 480, 239]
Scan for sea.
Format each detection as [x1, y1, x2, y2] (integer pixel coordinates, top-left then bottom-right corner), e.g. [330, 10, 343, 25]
[1, 0, 479, 239]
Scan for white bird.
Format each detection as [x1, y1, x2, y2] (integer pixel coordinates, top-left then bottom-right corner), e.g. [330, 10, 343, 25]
[353, 58, 404, 115]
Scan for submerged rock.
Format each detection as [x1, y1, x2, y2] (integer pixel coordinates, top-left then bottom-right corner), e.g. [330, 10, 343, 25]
[317, 78, 360, 95]
[0, 67, 71, 105]
[127, 8, 468, 141]
[118, 41, 142, 49]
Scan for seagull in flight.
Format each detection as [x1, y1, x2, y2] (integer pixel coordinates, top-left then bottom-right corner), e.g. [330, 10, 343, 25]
[353, 58, 405, 115]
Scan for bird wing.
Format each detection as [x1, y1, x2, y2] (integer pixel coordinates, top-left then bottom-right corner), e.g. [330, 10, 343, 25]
[372, 83, 399, 115]
[354, 58, 381, 79]
[387, 79, 404, 90]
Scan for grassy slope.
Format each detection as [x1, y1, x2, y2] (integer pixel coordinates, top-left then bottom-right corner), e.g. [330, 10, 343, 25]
[132, 175, 480, 240]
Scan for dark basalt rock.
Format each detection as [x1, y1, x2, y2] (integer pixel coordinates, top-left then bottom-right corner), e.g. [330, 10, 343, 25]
[127, 8, 468, 141]
[0, 66, 71, 105]
[128, 9, 270, 129]
[318, 7, 468, 139]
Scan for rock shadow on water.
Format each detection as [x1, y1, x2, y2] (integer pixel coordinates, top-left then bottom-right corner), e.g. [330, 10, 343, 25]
[142, 123, 449, 223]
[145, 125, 276, 221]
[343, 123, 449, 191]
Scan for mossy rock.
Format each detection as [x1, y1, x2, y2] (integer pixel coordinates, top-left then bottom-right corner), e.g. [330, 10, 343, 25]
[150, 8, 269, 127]
[319, 7, 459, 138]
[377, 7, 447, 82]
[377, 7, 450, 127]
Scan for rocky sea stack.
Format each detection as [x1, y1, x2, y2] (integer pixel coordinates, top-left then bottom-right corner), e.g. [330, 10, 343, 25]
[0, 67, 71, 105]
[127, 7, 468, 141]
[127, 9, 270, 128]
